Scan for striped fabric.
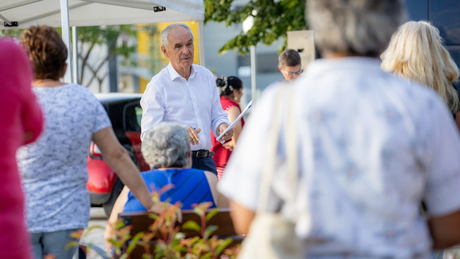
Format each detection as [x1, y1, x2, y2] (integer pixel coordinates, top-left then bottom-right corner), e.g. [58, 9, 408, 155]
[216, 166, 225, 180]
[123, 168, 216, 212]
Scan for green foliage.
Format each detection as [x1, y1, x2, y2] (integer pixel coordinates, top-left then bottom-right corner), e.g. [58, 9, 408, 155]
[138, 24, 163, 75]
[77, 25, 137, 88]
[204, 0, 308, 55]
[1, 25, 139, 89]
[71, 190, 240, 259]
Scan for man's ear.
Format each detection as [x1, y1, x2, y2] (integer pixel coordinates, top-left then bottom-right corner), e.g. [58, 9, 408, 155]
[278, 66, 283, 73]
[161, 45, 168, 58]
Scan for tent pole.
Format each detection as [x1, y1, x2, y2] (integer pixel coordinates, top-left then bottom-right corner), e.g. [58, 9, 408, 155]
[198, 19, 205, 66]
[72, 26, 78, 84]
[60, 0, 73, 83]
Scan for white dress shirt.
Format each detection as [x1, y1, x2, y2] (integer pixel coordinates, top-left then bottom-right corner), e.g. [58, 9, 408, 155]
[141, 63, 229, 151]
[219, 57, 460, 258]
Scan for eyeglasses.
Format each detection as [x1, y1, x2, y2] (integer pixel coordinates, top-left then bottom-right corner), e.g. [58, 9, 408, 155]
[283, 68, 303, 76]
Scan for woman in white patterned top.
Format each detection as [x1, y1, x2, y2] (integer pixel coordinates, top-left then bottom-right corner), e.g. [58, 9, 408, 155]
[218, 0, 460, 258]
[17, 25, 154, 259]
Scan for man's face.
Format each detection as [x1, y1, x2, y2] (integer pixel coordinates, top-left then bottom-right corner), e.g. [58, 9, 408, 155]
[279, 65, 302, 81]
[161, 26, 194, 72]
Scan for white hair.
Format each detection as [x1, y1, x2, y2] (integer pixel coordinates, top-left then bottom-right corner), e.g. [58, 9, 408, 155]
[381, 21, 460, 113]
[141, 122, 190, 169]
[307, 0, 406, 57]
[161, 23, 194, 48]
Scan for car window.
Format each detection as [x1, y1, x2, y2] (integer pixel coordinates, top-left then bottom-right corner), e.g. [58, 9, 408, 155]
[124, 102, 142, 132]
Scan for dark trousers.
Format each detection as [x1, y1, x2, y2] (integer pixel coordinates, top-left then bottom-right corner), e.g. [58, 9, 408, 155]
[191, 156, 217, 176]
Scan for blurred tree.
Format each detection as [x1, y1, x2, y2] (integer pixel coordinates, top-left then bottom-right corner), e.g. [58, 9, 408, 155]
[204, 0, 307, 55]
[138, 24, 162, 75]
[77, 25, 137, 90]
[1, 25, 137, 90]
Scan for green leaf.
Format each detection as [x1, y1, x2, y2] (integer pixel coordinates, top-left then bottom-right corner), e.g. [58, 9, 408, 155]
[126, 232, 145, 254]
[216, 238, 233, 255]
[148, 213, 159, 220]
[174, 232, 186, 240]
[108, 238, 120, 247]
[182, 220, 201, 232]
[65, 241, 79, 250]
[205, 208, 219, 222]
[203, 225, 218, 240]
[193, 207, 204, 217]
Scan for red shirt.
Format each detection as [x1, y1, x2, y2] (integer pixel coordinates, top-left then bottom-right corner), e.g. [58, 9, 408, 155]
[210, 96, 245, 167]
[0, 40, 43, 259]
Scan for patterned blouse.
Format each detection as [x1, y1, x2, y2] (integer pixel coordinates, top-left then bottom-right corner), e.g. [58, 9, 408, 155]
[219, 57, 460, 259]
[17, 84, 111, 233]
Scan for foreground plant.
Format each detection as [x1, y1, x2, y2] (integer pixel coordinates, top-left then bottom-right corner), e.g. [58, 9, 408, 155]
[78, 186, 240, 259]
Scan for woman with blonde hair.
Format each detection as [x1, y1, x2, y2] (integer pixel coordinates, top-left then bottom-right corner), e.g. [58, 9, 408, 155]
[381, 21, 460, 127]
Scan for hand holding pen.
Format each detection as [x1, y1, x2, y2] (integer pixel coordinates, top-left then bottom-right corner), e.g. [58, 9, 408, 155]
[186, 126, 201, 145]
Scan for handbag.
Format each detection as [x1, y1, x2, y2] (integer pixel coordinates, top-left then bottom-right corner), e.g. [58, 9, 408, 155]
[238, 84, 305, 259]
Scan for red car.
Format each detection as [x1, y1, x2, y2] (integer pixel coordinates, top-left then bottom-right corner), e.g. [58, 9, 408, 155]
[87, 93, 150, 216]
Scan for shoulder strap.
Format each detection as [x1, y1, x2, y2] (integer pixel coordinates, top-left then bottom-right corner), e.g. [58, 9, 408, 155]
[258, 84, 297, 212]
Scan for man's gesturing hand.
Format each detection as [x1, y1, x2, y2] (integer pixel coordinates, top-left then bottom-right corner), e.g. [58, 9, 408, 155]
[186, 126, 201, 145]
[217, 123, 234, 141]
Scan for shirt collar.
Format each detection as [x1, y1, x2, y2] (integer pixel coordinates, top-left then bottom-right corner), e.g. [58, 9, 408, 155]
[167, 62, 197, 81]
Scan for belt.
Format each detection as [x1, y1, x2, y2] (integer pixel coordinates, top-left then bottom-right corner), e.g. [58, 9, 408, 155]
[192, 149, 215, 158]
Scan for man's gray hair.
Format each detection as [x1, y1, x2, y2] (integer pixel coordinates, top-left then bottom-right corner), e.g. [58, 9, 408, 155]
[307, 0, 406, 57]
[141, 122, 190, 169]
[161, 23, 194, 48]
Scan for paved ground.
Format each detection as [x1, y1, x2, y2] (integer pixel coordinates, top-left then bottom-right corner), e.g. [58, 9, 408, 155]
[80, 207, 109, 259]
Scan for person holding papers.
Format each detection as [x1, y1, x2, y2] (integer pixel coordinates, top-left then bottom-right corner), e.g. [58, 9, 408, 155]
[211, 76, 245, 180]
[140, 23, 233, 176]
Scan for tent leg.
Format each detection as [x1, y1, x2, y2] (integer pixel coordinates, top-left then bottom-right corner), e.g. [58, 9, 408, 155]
[60, 0, 73, 83]
[72, 26, 79, 84]
[198, 20, 205, 67]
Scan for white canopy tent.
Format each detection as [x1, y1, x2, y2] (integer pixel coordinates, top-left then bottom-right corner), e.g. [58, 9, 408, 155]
[0, 0, 205, 83]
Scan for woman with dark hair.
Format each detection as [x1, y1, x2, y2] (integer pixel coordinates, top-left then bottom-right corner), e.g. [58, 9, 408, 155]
[17, 25, 154, 259]
[210, 76, 245, 180]
[0, 39, 43, 259]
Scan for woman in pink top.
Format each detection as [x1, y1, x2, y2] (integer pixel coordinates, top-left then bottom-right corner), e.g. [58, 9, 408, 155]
[0, 39, 44, 259]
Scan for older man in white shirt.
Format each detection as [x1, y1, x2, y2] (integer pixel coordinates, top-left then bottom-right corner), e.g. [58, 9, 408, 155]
[141, 23, 233, 175]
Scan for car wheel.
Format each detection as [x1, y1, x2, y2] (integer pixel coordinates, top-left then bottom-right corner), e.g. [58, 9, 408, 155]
[103, 178, 124, 217]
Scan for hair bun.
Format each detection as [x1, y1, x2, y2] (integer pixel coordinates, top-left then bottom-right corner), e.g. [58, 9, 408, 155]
[216, 76, 227, 88]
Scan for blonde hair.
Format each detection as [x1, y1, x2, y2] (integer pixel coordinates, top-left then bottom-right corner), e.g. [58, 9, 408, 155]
[381, 21, 460, 114]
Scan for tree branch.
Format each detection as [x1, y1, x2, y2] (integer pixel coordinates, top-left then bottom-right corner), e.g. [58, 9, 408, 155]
[84, 55, 110, 88]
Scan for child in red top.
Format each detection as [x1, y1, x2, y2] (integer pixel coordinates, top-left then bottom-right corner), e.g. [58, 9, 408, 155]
[211, 76, 245, 180]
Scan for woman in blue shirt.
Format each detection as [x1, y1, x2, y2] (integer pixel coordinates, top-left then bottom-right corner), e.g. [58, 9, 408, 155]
[105, 122, 228, 248]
